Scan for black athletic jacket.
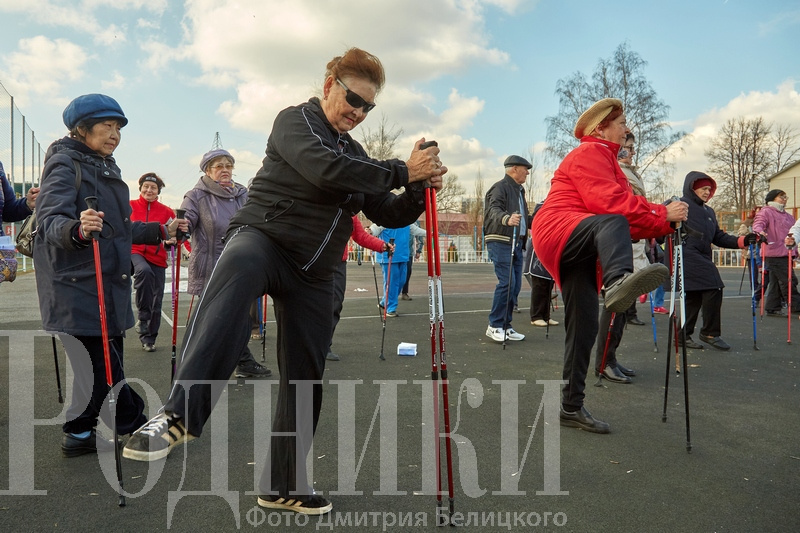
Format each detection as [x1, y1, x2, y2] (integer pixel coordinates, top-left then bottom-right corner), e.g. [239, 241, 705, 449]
[230, 97, 426, 276]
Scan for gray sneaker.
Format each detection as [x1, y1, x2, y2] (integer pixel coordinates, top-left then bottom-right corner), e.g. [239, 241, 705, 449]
[603, 264, 669, 313]
[235, 360, 272, 378]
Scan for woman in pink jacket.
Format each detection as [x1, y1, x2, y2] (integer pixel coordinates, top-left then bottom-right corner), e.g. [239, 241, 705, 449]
[532, 98, 687, 434]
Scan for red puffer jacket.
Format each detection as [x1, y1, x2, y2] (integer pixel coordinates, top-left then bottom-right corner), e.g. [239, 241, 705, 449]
[130, 195, 175, 267]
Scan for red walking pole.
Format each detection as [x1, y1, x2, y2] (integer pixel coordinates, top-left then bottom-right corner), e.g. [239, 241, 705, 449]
[421, 140, 454, 524]
[788, 250, 793, 345]
[84, 196, 126, 507]
[172, 209, 189, 382]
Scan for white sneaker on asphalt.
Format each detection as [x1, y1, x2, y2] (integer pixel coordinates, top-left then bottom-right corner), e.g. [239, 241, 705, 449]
[485, 326, 506, 342]
[505, 328, 525, 341]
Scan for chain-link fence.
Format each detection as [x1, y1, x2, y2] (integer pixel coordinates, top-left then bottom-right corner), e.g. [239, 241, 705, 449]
[0, 81, 46, 272]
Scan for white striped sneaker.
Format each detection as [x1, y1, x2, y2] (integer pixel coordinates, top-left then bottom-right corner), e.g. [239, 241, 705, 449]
[122, 412, 193, 461]
[258, 494, 333, 515]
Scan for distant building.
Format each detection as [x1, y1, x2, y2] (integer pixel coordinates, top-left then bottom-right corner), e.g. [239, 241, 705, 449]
[767, 160, 800, 218]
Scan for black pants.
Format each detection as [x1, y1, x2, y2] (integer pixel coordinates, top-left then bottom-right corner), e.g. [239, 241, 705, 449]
[559, 215, 633, 411]
[165, 227, 330, 496]
[594, 307, 627, 371]
[529, 276, 554, 321]
[683, 288, 724, 338]
[764, 256, 800, 313]
[132, 254, 166, 345]
[329, 260, 347, 351]
[402, 259, 413, 294]
[62, 335, 146, 435]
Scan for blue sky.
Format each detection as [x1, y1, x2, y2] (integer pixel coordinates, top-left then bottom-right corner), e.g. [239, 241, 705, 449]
[1, 0, 798, 208]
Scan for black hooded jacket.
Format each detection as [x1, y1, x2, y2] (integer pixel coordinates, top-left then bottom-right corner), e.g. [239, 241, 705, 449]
[230, 97, 426, 277]
[680, 171, 743, 291]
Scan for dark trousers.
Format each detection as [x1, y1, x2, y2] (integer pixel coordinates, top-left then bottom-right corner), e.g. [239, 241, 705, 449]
[594, 307, 626, 370]
[165, 227, 330, 496]
[329, 260, 347, 351]
[683, 288, 724, 338]
[62, 334, 146, 435]
[132, 254, 166, 344]
[560, 215, 633, 410]
[402, 259, 413, 294]
[529, 276, 554, 321]
[764, 256, 800, 313]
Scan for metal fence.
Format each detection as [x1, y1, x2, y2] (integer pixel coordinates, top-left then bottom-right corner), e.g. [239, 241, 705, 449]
[0, 81, 46, 272]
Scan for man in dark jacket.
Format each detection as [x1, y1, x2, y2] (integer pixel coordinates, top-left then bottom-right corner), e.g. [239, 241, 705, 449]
[484, 155, 531, 343]
[679, 171, 756, 351]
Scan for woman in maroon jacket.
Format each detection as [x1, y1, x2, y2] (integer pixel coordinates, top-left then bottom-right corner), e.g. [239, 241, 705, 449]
[130, 173, 175, 352]
[532, 98, 687, 434]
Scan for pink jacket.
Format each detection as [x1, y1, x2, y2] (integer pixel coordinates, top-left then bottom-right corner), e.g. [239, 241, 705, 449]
[753, 205, 797, 258]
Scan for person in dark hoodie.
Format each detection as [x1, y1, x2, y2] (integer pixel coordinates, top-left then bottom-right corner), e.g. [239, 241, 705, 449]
[679, 171, 759, 351]
[33, 94, 186, 457]
[123, 48, 445, 515]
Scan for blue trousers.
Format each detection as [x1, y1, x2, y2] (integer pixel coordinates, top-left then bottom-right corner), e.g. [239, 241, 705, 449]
[380, 261, 407, 313]
[488, 241, 523, 328]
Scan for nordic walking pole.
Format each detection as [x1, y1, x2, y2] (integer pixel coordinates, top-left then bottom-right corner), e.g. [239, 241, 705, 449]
[84, 196, 125, 506]
[171, 209, 189, 383]
[649, 292, 658, 352]
[371, 253, 387, 361]
[760, 242, 766, 320]
[52, 336, 64, 403]
[502, 222, 518, 350]
[261, 294, 268, 362]
[749, 243, 759, 350]
[738, 257, 747, 295]
[185, 294, 195, 327]
[788, 237, 793, 345]
[421, 140, 454, 524]
[594, 311, 616, 386]
[378, 239, 394, 361]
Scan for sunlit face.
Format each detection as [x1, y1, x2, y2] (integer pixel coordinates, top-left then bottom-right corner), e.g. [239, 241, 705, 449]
[81, 120, 122, 157]
[140, 181, 159, 202]
[507, 165, 529, 185]
[694, 185, 712, 202]
[322, 75, 377, 133]
[596, 114, 630, 146]
[205, 157, 234, 185]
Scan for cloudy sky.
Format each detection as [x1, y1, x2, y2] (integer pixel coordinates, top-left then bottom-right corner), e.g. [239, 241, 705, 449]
[1, 0, 799, 208]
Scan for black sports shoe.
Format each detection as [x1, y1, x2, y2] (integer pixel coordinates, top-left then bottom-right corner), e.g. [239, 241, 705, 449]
[235, 360, 272, 378]
[257, 494, 333, 515]
[61, 429, 115, 458]
[142, 343, 156, 352]
[603, 264, 669, 313]
[122, 413, 193, 461]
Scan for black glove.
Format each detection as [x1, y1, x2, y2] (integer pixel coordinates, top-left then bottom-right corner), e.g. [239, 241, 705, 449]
[758, 234, 769, 245]
[743, 233, 759, 245]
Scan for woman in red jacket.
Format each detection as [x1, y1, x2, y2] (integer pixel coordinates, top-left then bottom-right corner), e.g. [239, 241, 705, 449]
[532, 98, 688, 434]
[130, 173, 175, 352]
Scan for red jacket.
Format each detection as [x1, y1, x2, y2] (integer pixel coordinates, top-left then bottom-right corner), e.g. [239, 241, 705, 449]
[343, 215, 385, 260]
[130, 195, 175, 267]
[532, 136, 672, 288]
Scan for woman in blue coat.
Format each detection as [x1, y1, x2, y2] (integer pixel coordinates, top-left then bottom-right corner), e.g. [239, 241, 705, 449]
[34, 94, 185, 457]
[679, 171, 757, 351]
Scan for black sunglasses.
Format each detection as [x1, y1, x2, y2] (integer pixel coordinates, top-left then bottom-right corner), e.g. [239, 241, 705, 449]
[336, 78, 376, 113]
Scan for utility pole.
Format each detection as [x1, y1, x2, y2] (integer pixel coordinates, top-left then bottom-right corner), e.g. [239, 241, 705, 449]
[211, 132, 223, 150]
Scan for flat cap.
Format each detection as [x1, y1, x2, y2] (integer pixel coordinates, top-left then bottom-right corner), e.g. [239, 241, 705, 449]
[62, 93, 128, 130]
[573, 98, 623, 139]
[503, 155, 532, 169]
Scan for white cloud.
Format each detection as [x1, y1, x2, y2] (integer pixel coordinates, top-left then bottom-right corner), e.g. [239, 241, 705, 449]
[153, 143, 171, 153]
[670, 80, 800, 187]
[101, 71, 126, 90]
[0, 36, 88, 106]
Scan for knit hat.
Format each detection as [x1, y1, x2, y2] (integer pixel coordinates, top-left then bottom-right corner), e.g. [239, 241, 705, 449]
[200, 149, 235, 172]
[503, 155, 532, 169]
[62, 94, 128, 129]
[573, 98, 623, 139]
[765, 189, 785, 203]
[139, 173, 165, 193]
[692, 178, 714, 191]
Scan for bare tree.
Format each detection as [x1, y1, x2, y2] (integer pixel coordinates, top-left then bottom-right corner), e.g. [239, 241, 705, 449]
[358, 114, 403, 160]
[545, 42, 685, 191]
[772, 124, 800, 174]
[523, 148, 540, 207]
[705, 116, 775, 212]
[435, 173, 465, 236]
[466, 168, 485, 250]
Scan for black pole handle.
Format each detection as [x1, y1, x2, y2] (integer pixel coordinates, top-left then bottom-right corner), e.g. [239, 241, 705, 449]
[419, 140, 438, 150]
[388, 237, 395, 258]
[175, 208, 189, 241]
[84, 196, 99, 239]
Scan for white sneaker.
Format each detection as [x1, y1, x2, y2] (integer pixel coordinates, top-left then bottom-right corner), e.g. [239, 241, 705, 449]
[485, 326, 506, 342]
[505, 328, 525, 341]
[548, 319, 559, 326]
[531, 319, 548, 327]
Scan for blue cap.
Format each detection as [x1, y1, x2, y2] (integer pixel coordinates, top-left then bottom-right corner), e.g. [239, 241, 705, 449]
[200, 149, 235, 172]
[62, 94, 128, 129]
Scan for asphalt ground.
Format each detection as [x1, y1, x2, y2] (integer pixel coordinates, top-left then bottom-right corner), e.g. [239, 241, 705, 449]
[0, 262, 798, 532]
